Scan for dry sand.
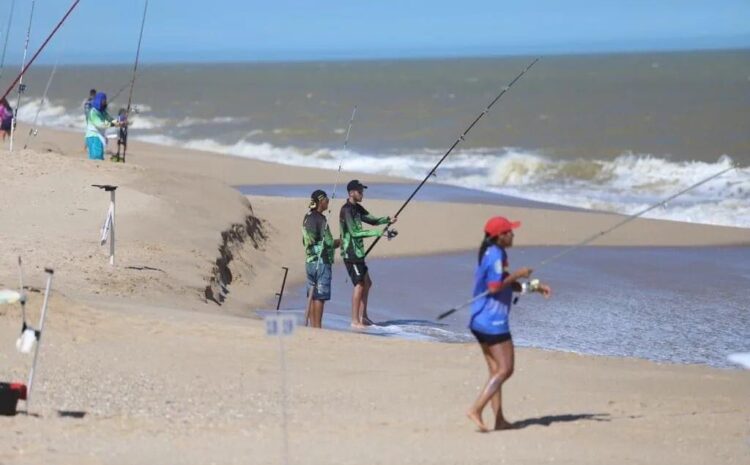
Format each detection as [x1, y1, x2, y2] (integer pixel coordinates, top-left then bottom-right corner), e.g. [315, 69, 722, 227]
[0, 125, 747, 464]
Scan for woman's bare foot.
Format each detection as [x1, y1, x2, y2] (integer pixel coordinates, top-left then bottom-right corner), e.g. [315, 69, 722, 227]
[363, 317, 375, 326]
[466, 410, 489, 432]
[350, 322, 367, 330]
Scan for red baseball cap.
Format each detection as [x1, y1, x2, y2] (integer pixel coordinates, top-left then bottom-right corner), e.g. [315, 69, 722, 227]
[484, 216, 521, 237]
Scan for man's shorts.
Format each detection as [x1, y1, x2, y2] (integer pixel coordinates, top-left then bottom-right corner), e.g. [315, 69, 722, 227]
[86, 136, 104, 160]
[306, 261, 332, 301]
[344, 260, 368, 286]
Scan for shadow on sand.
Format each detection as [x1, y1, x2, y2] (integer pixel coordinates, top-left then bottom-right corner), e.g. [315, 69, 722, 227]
[57, 410, 87, 419]
[513, 412, 611, 429]
[375, 319, 449, 328]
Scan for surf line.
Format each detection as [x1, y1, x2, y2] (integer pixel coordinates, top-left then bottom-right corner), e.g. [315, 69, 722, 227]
[0, 0, 17, 81]
[0, 0, 81, 119]
[436, 162, 741, 320]
[304, 106, 357, 326]
[8, 0, 36, 153]
[363, 58, 540, 258]
[121, 0, 150, 164]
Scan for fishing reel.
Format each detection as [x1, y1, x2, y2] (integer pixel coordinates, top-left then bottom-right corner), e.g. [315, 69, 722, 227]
[385, 229, 399, 240]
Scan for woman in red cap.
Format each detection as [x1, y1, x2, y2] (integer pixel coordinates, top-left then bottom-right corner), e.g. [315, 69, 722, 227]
[466, 216, 551, 432]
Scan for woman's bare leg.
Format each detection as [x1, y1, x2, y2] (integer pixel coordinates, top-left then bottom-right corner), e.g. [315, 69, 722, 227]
[478, 344, 502, 420]
[466, 340, 515, 432]
[492, 341, 514, 430]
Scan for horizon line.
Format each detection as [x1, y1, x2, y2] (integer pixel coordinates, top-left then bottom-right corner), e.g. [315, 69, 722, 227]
[3, 43, 749, 68]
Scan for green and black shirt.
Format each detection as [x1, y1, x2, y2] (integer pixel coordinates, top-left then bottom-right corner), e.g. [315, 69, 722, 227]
[302, 210, 336, 264]
[339, 201, 389, 262]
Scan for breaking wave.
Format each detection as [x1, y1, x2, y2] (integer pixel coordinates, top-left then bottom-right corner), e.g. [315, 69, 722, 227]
[136, 135, 750, 228]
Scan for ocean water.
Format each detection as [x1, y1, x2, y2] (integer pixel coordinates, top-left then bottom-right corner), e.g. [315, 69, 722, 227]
[274, 247, 750, 369]
[4, 50, 750, 227]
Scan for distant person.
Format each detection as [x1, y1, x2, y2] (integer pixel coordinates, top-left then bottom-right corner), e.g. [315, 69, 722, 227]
[302, 190, 340, 328]
[115, 108, 128, 161]
[339, 179, 396, 328]
[466, 216, 551, 432]
[85, 92, 119, 160]
[83, 89, 96, 123]
[0, 98, 12, 141]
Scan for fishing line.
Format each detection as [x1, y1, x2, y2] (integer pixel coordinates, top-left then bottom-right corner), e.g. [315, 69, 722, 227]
[364, 58, 540, 258]
[110, 75, 140, 104]
[436, 163, 740, 320]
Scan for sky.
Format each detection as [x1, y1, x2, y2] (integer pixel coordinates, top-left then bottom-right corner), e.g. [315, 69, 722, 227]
[0, 0, 748, 65]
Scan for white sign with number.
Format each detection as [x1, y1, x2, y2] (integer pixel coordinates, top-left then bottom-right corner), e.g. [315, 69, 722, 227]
[265, 314, 296, 337]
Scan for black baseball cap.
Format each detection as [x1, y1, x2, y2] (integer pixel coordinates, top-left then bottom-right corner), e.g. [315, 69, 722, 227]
[346, 180, 367, 192]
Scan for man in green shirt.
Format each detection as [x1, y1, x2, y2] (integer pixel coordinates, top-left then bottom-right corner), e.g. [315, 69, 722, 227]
[339, 180, 396, 328]
[302, 190, 340, 328]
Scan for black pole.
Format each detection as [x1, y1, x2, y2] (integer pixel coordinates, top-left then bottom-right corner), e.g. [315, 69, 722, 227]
[364, 58, 540, 258]
[275, 266, 289, 311]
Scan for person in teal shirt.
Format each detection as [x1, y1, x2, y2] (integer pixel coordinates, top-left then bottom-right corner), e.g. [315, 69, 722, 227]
[85, 92, 120, 160]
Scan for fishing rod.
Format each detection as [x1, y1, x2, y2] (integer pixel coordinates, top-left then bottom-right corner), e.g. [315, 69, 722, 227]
[0, 0, 80, 106]
[436, 163, 740, 320]
[122, 0, 149, 163]
[0, 0, 17, 81]
[304, 106, 357, 326]
[364, 58, 540, 258]
[9, 0, 35, 153]
[23, 59, 57, 149]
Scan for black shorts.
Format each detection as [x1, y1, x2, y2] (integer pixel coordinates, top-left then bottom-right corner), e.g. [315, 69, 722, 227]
[471, 330, 512, 346]
[344, 261, 368, 286]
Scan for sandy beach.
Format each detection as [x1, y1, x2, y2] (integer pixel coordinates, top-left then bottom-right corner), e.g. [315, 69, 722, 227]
[0, 123, 748, 464]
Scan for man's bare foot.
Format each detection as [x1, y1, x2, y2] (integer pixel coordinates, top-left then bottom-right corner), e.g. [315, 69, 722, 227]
[363, 317, 375, 326]
[494, 420, 516, 431]
[351, 322, 367, 330]
[466, 410, 489, 433]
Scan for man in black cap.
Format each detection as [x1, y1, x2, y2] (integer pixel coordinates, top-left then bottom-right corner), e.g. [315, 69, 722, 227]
[302, 189, 340, 328]
[339, 180, 396, 328]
